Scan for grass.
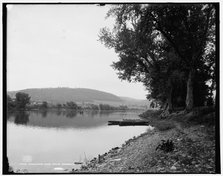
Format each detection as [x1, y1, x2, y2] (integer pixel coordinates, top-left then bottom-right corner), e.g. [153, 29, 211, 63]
[154, 121, 176, 131]
[139, 109, 163, 119]
[139, 106, 216, 131]
[139, 110, 175, 131]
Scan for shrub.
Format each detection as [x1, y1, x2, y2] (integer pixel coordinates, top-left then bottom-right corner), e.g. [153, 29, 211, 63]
[154, 121, 175, 131]
[156, 139, 174, 153]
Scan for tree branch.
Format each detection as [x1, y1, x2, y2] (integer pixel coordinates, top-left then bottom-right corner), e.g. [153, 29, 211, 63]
[129, 50, 151, 74]
[148, 11, 188, 63]
[136, 58, 150, 74]
[156, 26, 186, 61]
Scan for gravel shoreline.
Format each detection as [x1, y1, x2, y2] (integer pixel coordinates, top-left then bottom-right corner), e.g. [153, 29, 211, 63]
[72, 110, 216, 173]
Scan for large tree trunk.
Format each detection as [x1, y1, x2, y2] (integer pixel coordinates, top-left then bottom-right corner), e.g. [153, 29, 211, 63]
[167, 78, 173, 112]
[167, 86, 173, 113]
[186, 69, 195, 111]
[160, 83, 173, 118]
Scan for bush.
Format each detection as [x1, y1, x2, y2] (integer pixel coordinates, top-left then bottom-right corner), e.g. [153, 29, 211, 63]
[154, 121, 175, 131]
[156, 139, 174, 152]
[139, 110, 162, 119]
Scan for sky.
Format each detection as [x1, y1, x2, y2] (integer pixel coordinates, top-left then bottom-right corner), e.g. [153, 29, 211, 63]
[7, 4, 148, 99]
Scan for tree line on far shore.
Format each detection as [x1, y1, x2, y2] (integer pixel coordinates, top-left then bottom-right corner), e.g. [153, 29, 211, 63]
[7, 92, 131, 111]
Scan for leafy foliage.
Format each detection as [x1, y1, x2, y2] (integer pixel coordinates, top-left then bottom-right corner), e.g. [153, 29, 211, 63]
[14, 111, 30, 125]
[41, 101, 48, 109]
[7, 95, 15, 110]
[15, 92, 31, 109]
[66, 101, 78, 109]
[99, 4, 216, 110]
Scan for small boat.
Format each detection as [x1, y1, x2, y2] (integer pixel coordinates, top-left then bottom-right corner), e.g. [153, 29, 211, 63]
[119, 121, 149, 126]
[74, 153, 87, 165]
[74, 162, 83, 165]
[108, 119, 149, 126]
[122, 119, 144, 122]
[108, 121, 120, 125]
[74, 155, 83, 165]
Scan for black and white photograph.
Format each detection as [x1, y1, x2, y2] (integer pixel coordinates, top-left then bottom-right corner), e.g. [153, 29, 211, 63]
[3, 3, 219, 174]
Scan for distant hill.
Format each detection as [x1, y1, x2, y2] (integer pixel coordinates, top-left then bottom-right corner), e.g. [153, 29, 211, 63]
[7, 88, 123, 104]
[120, 97, 151, 107]
[120, 97, 148, 103]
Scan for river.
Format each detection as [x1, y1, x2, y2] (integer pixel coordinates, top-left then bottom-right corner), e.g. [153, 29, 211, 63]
[7, 110, 151, 173]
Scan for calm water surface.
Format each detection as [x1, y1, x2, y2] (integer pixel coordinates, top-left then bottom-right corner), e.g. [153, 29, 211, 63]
[7, 110, 151, 173]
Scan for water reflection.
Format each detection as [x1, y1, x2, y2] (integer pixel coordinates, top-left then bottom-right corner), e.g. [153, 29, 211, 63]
[40, 110, 47, 118]
[7, 110, 149, 173]
[86, 110, 99, 117]
[7, 110, 143, 129]
[14, 111, 30, 125]
[98, 110, 115, 117]
[65, 110, 77, 118]
[56, 110, 62, 116]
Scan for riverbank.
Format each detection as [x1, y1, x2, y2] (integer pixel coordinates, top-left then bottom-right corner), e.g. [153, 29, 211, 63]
[72, 108, 216, 173]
